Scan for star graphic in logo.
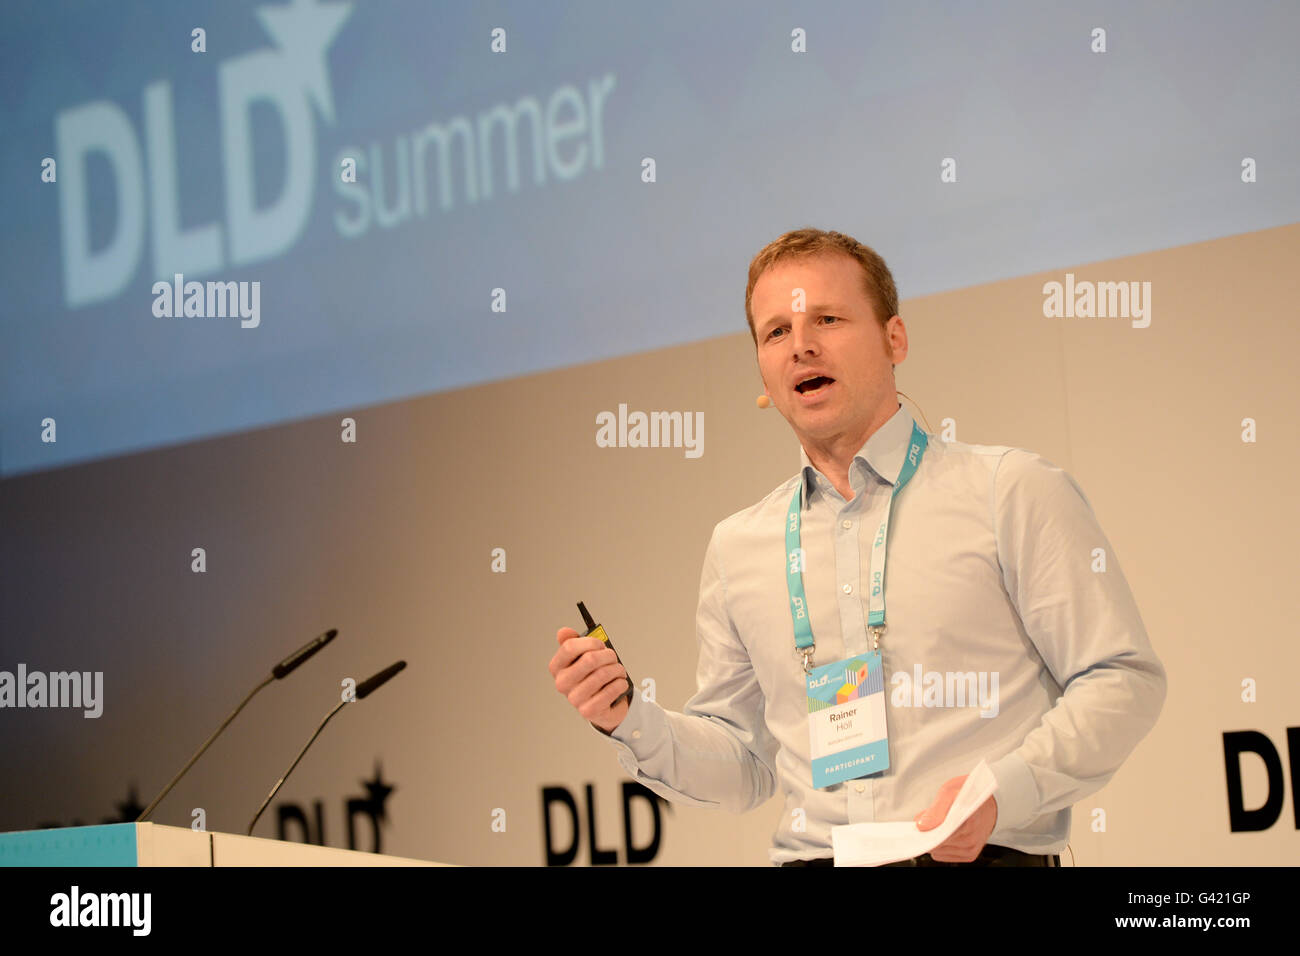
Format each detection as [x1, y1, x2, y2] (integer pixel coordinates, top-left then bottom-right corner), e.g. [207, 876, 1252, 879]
[104, 785, 145, 824]
[361, 762, 395, 823]
[255, 0, 353, 124]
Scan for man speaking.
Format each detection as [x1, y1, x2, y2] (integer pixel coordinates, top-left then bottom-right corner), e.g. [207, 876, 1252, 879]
[548, 227, 1166, 866]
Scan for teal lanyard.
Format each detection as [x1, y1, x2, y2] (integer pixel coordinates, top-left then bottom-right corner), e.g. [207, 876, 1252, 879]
[786, 422, 928, 672]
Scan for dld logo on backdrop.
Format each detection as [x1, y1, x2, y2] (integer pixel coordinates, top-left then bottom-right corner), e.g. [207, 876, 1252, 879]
[52, 0, 617, 310]
[55, 0, 356, 309]
[36, 764, 396, 853]
[542, 783, 669, 866]
[1222, 727, 1300, 831]
[275, 763, 396, 852]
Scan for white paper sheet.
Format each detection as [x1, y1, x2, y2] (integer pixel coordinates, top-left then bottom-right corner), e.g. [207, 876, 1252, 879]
[830, 759, 999, 866]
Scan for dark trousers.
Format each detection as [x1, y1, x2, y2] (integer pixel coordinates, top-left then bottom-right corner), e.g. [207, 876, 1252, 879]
[781, 844, 1060, 867]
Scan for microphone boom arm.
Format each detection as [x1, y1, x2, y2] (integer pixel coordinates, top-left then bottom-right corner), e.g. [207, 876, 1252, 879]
[246, 699, 346, 836]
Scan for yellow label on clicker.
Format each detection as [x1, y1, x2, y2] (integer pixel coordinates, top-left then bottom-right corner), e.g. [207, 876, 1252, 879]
[589, 625, 610, 644]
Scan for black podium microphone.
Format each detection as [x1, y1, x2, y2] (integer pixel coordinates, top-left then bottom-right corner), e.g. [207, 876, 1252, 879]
[137, 628, 339, 822]
[246, 660, 407, 836]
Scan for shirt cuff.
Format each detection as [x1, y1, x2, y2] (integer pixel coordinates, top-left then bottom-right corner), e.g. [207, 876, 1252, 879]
[985, 750, 1040, 835]
[589, 690, 654, 761]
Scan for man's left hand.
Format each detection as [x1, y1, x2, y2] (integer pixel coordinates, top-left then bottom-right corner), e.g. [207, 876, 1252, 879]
[914, 775, 998, 863]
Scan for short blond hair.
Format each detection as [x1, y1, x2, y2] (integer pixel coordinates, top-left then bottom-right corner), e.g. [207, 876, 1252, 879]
[745, 227, 899, 347]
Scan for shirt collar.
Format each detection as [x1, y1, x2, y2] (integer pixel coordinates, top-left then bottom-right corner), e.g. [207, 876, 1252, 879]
[799, 402, 914, 507]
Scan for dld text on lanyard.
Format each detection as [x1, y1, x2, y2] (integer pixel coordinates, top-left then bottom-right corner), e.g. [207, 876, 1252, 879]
[785, 422, 929, 673]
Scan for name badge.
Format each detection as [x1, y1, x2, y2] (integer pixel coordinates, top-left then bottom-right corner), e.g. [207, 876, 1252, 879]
[806, 652, 890, 788]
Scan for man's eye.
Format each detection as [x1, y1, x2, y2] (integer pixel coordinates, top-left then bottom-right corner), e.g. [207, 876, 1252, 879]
[768, 316, 837, 339]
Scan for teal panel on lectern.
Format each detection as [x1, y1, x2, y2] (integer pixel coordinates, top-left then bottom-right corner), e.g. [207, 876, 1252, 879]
[0, 824, 138, 867]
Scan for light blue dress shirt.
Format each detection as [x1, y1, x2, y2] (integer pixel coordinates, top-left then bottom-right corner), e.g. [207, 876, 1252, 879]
[599, 401, 1167, 865]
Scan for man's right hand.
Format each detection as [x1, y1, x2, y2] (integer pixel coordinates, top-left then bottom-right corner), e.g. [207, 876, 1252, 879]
[549, 627, 630, 734]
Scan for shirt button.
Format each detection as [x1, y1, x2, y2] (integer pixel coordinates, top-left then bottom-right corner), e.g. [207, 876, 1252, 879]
[632, 730, 642, 739]
[855, 784, 865, 793]
[841, 519, 852, 529]
[842, 584, 853, 594]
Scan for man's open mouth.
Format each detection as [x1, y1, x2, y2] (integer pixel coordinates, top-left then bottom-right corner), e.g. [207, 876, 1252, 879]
[795, 376, 835, 394]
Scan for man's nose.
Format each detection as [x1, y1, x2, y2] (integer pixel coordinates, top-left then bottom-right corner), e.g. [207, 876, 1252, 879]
[788, 318, 819, 355]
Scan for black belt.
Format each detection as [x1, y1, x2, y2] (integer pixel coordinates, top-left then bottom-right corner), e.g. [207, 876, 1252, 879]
[782, 845, 1060, 867]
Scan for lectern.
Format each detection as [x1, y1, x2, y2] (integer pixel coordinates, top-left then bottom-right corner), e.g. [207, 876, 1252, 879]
[0, 823, 449, 866]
